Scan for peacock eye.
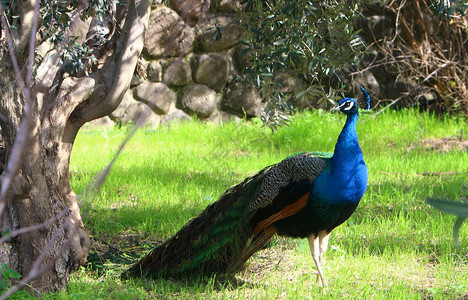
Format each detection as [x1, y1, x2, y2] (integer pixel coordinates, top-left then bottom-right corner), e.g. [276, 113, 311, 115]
[342, 100, 355, 111]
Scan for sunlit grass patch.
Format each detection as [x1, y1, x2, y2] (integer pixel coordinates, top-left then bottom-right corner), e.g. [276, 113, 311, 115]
[62, 110, 468, 299]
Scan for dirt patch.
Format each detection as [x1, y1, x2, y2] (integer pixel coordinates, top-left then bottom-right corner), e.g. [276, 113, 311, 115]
[409, 135, 468, 152]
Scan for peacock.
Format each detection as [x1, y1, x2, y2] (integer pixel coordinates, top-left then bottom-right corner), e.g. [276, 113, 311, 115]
[123, 90, 369, 287]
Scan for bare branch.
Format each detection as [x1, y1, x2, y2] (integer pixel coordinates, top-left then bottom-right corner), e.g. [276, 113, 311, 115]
[17, 0, 37, 51]
[25, 0, 39, 88]
[34, 1, 88, 95]
[373, 95, 406, 118]
[0, 208, 68, 245]
[78, 110, 150, 216]
[68, 0, 152, 125]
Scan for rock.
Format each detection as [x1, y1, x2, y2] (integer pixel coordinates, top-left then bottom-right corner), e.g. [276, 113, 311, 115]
[134, 82, 176, 115]
[196, 14, 245, 52]
[130, 74, 144, 88]
[123, 103, 161, 127]
[110, 90, 135, 120]
[273, 71, 308, 110]
[177, 84, 217, 118]
[213, 0, 242, 13]
[145, 7, 195, 58]
[384, 79, 416, 101]
[169, 0, 209, 26]
[232, 44, 253, 73]
[222, 80, 265, 117]
[206, 110, 241, 123]
[422, 12, 439, 35]
[274, 71, 304, 94]
[418, 91, 439, 109]
[191, 54, 229, 91]
[219, 48, 237, 80]
[110, 91, 161, 127]
[350, 71, 382, 104]
[161, 109, 192, 125]
[362, 72, 381, 98]
[344, 73, 381, 110]
[87, 116, 114, 127]
[361, 50, 387, 82]
[147, 60, 163, 82]
[162, 59, 192, 87]
[358, 15, 394, 42]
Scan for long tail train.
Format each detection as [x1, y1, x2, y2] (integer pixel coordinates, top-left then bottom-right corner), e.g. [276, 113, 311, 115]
[122, 167, 271, 278]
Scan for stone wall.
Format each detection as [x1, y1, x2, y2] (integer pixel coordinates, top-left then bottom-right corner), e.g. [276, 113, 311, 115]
[95, 1, 463, 127]
[100, 0, 266, 127]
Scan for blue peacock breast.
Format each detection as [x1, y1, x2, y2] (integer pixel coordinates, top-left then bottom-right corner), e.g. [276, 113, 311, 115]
[273, 164, 367, 238]
[311, 159, 367, 205]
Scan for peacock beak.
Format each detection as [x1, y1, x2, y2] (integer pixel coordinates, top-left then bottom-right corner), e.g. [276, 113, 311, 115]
[330, 105, 340, 112]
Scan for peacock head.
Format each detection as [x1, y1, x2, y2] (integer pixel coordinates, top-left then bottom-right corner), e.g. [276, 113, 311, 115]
[331, 97, 358, 116]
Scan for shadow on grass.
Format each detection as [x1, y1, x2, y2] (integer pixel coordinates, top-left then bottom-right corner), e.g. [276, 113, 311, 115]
[330, 176, 467, 258]
[82, 161, 240, 227]
[82, 163, 247, 276]
[124, 274, 258, 293]
[353, 174, 466, 220]
[82, 167, 467, 287]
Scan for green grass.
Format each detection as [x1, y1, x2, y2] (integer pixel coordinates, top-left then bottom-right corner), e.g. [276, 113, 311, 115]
[15, 110, 468, 299]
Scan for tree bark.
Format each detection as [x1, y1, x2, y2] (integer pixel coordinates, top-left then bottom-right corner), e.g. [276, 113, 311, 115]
[0, 0, 151, 294]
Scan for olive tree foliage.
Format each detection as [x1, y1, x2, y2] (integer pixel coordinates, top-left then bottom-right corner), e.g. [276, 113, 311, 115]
[236, 0, 467, 121]
[0, 0, 152, 295]
[237, 0, 365, 129]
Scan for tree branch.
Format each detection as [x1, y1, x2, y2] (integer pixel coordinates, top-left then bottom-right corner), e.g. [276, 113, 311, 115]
[17, 0, 37, 52]
[69, 0, 152, 127]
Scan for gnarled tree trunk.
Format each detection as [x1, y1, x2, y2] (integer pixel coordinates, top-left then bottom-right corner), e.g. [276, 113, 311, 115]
[0, 0, 151, 294]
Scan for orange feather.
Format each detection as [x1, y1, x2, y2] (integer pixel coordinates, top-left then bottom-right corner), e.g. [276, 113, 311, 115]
[252, 192, 310, 235]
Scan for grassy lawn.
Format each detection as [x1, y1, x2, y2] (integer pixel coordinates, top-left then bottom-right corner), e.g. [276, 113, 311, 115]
[16, 110, 468, 299]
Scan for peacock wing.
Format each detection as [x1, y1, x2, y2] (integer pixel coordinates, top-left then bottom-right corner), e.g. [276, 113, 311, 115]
[248, 153, 329, 215]
[247, 152, 330, 234]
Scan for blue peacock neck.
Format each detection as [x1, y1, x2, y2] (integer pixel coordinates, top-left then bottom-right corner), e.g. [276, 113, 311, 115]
[333, 112, 361, 162]
[331, 112, 362, 174]
[329, 111, 367, 201]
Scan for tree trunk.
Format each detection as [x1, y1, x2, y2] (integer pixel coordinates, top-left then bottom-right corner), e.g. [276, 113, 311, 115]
[0, 48, 92, 296]
[6, 132, 90, 292]
[0, 0, 151, 294]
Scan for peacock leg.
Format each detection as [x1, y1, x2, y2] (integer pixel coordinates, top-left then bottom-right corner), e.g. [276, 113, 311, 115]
[307, 234, 328, 287]
[318, 231, 330, 265]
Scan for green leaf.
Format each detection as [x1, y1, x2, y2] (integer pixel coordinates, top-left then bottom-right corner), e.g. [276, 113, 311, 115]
[295, 90, 308, 99]
[453, 217, 466, 250]
[427, 198, 467, 249]
[238, 0, 365, 127]
[273, 39, 286, 46]
[0, 280, 8, 291]
[426, 198, 468, 218]
[0, 263, 21, 279]
[2, 267, 21, 280]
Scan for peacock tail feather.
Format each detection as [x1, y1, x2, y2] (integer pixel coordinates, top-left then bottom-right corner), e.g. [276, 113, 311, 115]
[124, 92, 368, 286]
[123, 153, 329, 279]
[123, 166, 269, 278]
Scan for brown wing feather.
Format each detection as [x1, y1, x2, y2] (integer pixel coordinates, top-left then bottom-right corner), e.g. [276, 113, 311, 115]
[251, 192, 310, 235]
